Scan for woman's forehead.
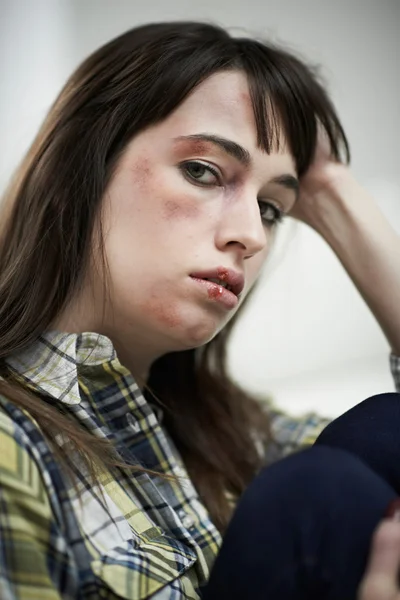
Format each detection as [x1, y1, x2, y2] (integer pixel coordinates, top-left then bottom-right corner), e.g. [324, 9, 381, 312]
[152, 71, 291, 159]
[168, 70, 254, 124]
[117, 69, 295, 176]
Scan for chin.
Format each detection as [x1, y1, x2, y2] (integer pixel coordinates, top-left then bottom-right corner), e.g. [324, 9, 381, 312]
[168, 316, 225, 351]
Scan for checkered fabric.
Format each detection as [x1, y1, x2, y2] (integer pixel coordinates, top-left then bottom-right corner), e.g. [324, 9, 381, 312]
[0, 332, 396, 599]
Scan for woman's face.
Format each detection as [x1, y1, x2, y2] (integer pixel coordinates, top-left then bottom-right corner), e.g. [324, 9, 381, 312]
[97, 70, 297, 358]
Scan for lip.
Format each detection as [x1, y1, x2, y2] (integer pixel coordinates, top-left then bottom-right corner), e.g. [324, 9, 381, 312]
[190, 277, 239, 310]
[189, 267, 245, 297]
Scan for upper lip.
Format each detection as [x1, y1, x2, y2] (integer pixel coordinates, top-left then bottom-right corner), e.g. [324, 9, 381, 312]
[190, 267, 245, 297]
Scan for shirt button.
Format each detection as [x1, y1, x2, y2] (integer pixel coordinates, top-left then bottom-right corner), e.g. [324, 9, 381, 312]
[126, 413, 140, 433]
[182, 514, 196, 530]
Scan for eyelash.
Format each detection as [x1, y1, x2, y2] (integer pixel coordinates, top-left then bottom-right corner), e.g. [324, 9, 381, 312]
[257, 202, 284, 226]
[181, 160, 221, 186]
[181, 160, 285, 226]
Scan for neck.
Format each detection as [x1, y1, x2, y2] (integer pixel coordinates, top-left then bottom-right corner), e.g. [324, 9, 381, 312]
[52, 289, 167, 388]
[110, 335, 155, 387]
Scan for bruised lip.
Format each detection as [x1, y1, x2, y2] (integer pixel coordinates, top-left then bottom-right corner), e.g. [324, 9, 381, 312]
[189, 267, 245, 297]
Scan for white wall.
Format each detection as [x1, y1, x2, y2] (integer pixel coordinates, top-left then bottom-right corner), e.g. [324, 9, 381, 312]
[0, 0, 75, 192]
[1, 0, 399, 417]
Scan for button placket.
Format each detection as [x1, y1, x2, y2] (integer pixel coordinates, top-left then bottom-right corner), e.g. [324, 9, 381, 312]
[126, 412, 141, 434]
[182, 514, 196, 530]
[178, 509, 196, 530]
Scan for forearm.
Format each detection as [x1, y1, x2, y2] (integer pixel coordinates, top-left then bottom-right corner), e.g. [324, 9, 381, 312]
[306, 166, 400, 355]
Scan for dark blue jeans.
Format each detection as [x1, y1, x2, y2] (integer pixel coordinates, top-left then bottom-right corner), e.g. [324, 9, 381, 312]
[203, 393, 400, 600]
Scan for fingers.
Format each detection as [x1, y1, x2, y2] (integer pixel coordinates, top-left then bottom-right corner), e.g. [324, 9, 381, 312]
[358, 519, 400, 600]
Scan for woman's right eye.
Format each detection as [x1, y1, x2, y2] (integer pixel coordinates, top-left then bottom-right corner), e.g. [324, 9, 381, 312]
[181, 161, 221, 187]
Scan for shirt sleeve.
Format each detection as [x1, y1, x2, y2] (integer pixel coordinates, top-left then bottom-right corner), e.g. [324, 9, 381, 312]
[257, 398, 331, 464]
[0, 410, 75, 600]
[262, 353, 400, 464]
[390, 353, 400, 392]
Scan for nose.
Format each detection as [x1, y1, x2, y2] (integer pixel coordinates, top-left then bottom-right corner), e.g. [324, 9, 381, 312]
[215, 193, 268, 259]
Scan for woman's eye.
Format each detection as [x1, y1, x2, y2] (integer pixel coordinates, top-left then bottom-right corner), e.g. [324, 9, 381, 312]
[181, 161, 220, 186]
[258, 201, 284, 226]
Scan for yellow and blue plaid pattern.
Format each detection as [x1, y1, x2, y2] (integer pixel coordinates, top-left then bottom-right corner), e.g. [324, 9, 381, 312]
[0, 331, 396, 599]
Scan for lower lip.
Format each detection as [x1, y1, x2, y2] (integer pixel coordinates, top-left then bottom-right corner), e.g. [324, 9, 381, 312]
[190, 277, 239, 310]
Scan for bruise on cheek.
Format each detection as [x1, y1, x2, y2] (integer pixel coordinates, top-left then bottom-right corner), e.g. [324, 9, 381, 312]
[163, 198, 199, 220]
[130, 151, 200, 221]
[129, 156, 152, 188]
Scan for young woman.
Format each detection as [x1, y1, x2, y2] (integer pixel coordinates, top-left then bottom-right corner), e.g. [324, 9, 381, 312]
[0, 21, 399, 600]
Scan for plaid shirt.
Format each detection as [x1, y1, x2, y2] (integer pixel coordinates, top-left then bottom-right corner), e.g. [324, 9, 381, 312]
[0, 332, 397, 599]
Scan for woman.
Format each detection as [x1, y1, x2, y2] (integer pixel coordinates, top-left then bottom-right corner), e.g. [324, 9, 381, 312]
[0, 20, 399, 599]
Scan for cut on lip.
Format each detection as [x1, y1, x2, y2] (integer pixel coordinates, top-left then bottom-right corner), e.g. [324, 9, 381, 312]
[202, 277, 232, 290]
[190, 268, 245, 297]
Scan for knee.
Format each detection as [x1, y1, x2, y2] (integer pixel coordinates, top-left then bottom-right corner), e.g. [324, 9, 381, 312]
[238, 446, 395, 525]
[315, 392, 400, 494]
[316, 393, 400, 448]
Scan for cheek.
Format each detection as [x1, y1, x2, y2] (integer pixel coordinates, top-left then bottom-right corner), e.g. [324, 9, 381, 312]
[128, 156, 152, 189]
[139, 280, 187, 330]
[136, 282, 220, 346]
[130, 161, 201, 223]
[142, 293, 183, 329]
[162, 198, 200, 221]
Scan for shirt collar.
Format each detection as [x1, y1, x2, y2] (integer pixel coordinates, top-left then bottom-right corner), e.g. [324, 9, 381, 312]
[5, 331, 119, 405]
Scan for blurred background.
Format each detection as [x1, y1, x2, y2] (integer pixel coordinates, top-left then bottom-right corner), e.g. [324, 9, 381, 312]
[1, 0, 399, 418]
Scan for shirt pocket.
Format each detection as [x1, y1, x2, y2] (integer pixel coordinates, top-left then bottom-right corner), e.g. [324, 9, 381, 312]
[91, 533, 197, 599]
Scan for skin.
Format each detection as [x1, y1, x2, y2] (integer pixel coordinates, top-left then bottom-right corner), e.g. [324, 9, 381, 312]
[358, 519, 400, 599]
[57, 69, 400, 596]
[58, 70, 298, 380]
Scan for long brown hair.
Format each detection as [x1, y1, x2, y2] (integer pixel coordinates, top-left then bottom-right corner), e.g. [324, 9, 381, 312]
[0, 21, 349, 531]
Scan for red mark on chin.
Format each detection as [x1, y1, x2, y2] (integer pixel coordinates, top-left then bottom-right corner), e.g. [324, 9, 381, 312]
[143, 294, 182, 328]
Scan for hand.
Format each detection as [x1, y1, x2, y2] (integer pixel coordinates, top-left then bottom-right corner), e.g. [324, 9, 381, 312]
[289, 128, 350, 231]
[287, 125, 400, 355]
[358, 518, 400, 600]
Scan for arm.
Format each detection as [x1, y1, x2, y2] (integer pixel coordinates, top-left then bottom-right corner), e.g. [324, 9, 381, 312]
[292, 156, 400, 356]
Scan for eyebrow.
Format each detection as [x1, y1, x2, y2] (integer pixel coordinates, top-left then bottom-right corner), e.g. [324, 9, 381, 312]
[270, 174, 300, 201]
[174, 133, 251, 167]
[174, 133, 299, 200]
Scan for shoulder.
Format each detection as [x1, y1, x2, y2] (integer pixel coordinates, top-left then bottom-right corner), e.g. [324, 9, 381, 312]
[0, 394, 70, 550]
[0, 393, 43, 461]
[0, 395, 66, 525]
[0, 397, 50, 499]
[0, 395, 34, 457]
[0, 399, 78, 598]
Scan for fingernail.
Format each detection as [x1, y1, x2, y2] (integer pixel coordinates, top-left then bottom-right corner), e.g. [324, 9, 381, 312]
[385, 499, 400, 521]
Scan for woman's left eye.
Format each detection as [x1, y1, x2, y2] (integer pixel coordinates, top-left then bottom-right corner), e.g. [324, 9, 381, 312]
[258, 201, 284, 226]
[181, 161, 220, 186]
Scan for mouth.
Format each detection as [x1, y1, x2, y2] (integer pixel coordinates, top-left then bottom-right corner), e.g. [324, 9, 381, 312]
[190, 267, 244, 297]
[189, 267, 245, 308]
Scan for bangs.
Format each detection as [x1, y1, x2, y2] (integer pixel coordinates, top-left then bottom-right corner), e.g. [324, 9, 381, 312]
[40, 22, 350, 184]
[233, 38, 350, 176]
